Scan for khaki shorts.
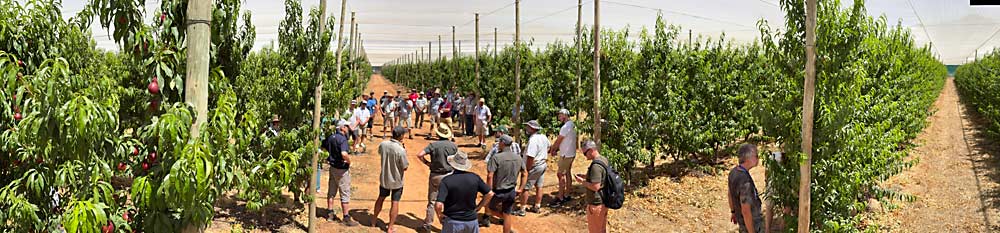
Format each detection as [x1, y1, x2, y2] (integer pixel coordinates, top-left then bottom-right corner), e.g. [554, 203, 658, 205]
[557, 156, 575, 175]
[328, 168, 351, 203]
[475, 121, 487, 136]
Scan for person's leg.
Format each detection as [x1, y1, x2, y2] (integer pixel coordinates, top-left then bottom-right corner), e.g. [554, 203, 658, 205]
[586, 205, 608, 233]
[373, 188, 389, 225]
[502, 213, 513, 233]
[389, 200, 400, 232]
[338, 169, 357, 225]
[425, 173, 443, 225]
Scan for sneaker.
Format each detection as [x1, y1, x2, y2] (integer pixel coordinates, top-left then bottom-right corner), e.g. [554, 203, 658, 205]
[343, 216, 359, 226]
[511, 209, 526, 217]
[479, 215, 491, 227]
[421, 223, 433, 232]
[527, 206, 541, 213]
[326, 214, 338, 222]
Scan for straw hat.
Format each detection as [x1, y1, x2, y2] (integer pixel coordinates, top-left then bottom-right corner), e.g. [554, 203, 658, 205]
[271, 114, 281, 122]
[435, 123, 453, 139]
[524, 120, 542, 130]
[447, 150, 473, 171]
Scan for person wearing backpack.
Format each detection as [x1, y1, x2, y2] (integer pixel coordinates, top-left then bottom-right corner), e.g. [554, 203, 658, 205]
[575, 139, 611, 233]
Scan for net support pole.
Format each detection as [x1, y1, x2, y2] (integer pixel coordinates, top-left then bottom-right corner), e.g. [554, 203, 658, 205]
[592, 0, 602, 147]
[513, 0, 522, 143]
[798, 0, 818, 231]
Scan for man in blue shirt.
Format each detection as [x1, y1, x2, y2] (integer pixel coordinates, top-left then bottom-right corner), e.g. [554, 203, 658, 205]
[366, 92, 378, 140]
[322, 120, 359, 226]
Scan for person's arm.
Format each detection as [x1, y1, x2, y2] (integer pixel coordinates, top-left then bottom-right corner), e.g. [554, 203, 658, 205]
[486, 172, 494, 188]
[435, 202, 447, 222]
[417, 147, 432, 166]
[574, 170, 602, 191]
[476, 191, 495, 212]
[518, 165, 528, 191]
[341, 151, 351, 164]
[728, 189, 738, 224]
[525, 157, 535, 170]
[742, 203, 755, 233]
[550, 136, 565, 155]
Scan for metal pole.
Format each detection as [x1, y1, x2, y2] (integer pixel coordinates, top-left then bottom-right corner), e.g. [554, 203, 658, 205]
[575, 0, 583, 122]
[475, 13, 480, 95]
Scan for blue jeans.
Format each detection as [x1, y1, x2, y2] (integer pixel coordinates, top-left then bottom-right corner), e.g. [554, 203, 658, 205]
[441, 217, 479, 233]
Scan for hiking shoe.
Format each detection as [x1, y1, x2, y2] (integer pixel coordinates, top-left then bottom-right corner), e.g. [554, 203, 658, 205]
[527, 206, 541, 213]
[511, 209, 526, 217]
[479, 215, 491, 227]
[343, 216, 359, 226]
[421, 223, 433, 232]
[326, 214, 338, 222]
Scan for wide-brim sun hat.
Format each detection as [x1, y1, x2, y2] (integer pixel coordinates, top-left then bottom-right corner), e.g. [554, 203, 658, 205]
[558, 108, 571, 116]
[271, 114, 280, 122]
[447, 150, 473, 171]
[337, 119, 350, 128]
[524, 120, 542, 130]
[479, 98, 485, 103]
[435, 123, 453, 139]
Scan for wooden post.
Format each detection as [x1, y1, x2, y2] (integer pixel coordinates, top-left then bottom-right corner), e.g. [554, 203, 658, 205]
[307, 0, 337, 231]
[439, 35, 443, 61]
[184, 0, 211, 140]
[494, 27, 498, 56]
[475, 13, 480, 95]
[798, 0, 818, 232]
[452, 25, 457, 84]
[575, 0, 583, 122]
[593, 0, 602, 147]
[513, 0, 522, 142]
[428, 41, 432, 61]
[349, 13, 356, 87]
[688, 29, 692, 46]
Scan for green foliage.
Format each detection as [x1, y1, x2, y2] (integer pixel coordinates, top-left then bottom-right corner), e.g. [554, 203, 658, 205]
[757, 0, 946, 230]
[956, 50, 1000, 140]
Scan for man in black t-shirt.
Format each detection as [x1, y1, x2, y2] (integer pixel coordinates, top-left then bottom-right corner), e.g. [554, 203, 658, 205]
[436, 150, 495, 233]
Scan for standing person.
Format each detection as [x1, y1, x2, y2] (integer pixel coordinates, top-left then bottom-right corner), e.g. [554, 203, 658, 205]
[415, 92, 428, 129]
[452, 92, 464, 136]
[549, 109, 578, 207]
[483, 135, 527, 233]
[514, 120, 550, 216]
[410, 88, 420, 102]
[728, 144, 763, 233]
[575, 140, 608, 233]
[464, 93, 476, 138]
[267, 114, 281, 137]
[440, 96, 454, 137]
[474, 98, 492, 149]
[372, 127, 410, 232]
[484, 125, 520, 165]
[350, 100, 371, 153]
[382, 93, 398, 138]
[428, 91, 443, 139]
[321, 120, 359, 226]
[398, 94, 414, 139]
[417, 123, 458, 231]
[366, 93, 379, 141]
[435, 150, 495, 233]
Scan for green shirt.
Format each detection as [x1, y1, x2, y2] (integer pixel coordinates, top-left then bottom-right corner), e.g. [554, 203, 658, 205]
[487, 150, 525, 190]
[585, 156, 609, 206]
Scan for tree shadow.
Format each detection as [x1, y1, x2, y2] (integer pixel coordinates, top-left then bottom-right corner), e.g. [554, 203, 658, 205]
[398, 212, 437, 232]
[957, 90, 1000, 230]
[212, 194, 305, 232]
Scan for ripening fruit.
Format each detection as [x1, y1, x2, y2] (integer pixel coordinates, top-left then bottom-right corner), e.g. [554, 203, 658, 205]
[148, 78, 160, 95]
[14, 112, 22, 121]
[132, 147, 139, 156]
[118, 162, 127, 171]
[148, 152, 157, 163]
[123, 211, 131, 222]
[141, 162, 150, 171]
[35, 158, 42, 164]
[17, 60, 23, 67]
[102, 221, 114, 233]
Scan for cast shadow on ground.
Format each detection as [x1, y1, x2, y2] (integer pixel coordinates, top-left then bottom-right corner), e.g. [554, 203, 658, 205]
[957, 92, 1000, 231]
[213, 194, 305, 232]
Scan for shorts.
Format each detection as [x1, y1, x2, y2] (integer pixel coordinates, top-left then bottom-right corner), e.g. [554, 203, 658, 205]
[558, 156, 575, 175]
[357, 125, 367, 136]
[488, 188, 517, 214]
[379, 187, 404, 202]
[525, 164, 546, 190]
[442, 217, 480, 233]
[367, 117, 374, 128]
[328, 168, 351, 203]
[474, 121, 487, 135]
[401, 114, 412, 127]
[383, 115, 393, 126]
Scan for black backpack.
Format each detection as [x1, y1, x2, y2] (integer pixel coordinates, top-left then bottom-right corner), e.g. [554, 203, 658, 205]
[592, 159, 625, 209]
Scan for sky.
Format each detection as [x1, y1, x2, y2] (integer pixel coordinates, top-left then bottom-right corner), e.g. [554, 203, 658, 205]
[58, 0, 1000, 65]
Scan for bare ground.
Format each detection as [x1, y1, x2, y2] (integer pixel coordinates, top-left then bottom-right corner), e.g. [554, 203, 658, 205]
[873, 78, 1000, 232]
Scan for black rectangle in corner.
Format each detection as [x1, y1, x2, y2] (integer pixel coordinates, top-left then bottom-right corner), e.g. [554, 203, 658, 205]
[972, 0, 1000, 5]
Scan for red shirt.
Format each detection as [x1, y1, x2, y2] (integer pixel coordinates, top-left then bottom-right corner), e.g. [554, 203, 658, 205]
[409, 93, 419, 101]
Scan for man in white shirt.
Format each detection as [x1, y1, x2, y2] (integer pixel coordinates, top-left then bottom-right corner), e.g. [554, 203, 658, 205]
[350, 100, 371, 153]
[474, 98, 492, 149]
[514, 120, 550, 216]
[415, 93, 428, 129]
[549, 109, 578, 207]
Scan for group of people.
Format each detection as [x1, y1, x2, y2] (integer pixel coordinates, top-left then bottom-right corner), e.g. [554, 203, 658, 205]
[319, 88, 618, 233]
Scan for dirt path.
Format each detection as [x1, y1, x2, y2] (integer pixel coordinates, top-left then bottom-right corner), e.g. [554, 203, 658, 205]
[874, 77, 1000, 232]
